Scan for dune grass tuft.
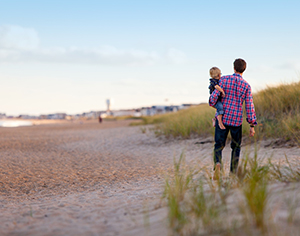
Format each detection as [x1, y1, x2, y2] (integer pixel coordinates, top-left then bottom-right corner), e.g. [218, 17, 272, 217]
[253, 81, 300, 141]
[162, 150, 300, 235]
[163, 153, 193, 233]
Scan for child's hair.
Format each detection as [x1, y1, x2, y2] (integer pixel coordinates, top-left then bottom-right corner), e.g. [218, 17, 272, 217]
[209, 67, 221, 79]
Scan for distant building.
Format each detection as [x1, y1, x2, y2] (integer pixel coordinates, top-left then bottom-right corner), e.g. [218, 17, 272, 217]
[140, 107, 154, 116]
[141, 105, 182, 116]
[6, 102, 200, 121]
[181, 104, 198, 109]
[18, 115, 38, 119]
[112, 109, 141, 117]
[39, 113, 67, 119]
[39, 115, 48, 119]
[0, 113, 6, 119]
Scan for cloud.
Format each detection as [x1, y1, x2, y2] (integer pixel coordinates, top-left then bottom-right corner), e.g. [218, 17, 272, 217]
[167, 48, 187, 64]
[0, 25, 187, 66]
[0, 45, 162, 66]
[0, 25, 39, 50]
[278, 61, 300, 71]
[20, 47, 161, 66]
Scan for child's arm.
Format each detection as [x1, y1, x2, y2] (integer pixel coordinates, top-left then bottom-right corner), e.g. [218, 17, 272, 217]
[215, 85, 225, 97]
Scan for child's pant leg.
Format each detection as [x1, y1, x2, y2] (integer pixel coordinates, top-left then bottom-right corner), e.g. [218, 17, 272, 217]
[215, 101, 224, 115]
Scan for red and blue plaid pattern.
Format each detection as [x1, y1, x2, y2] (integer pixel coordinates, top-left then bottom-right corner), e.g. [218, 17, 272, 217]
[209, 73, 257, 127]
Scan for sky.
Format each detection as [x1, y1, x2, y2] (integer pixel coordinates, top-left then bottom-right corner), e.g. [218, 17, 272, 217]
[0, 0, 300, 116]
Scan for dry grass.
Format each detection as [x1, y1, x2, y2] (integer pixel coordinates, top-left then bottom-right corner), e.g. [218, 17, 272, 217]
[134, 81, 300, 143]
[132, 104, 215, 138]
[162, 150, 300, 235]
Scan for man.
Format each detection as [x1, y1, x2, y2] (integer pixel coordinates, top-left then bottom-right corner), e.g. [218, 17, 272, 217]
[209, 58, 257, 179]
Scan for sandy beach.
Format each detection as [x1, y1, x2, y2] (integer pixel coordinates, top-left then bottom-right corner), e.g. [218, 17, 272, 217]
[1, 120, 300, 235]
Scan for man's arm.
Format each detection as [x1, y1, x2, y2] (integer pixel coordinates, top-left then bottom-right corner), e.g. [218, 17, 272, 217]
[245, 85, 257, 137]
[245, 85, 257, 126]
[209, 89, 220, 107]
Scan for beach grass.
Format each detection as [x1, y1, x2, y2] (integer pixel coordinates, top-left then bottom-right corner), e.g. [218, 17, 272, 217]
[253, 81, 300, 142]
[162, 151, 300, 235]
[104, 115, 142, 121]
[162, 153, 193, 233]
[134, 81, 300, 143]
[131, 104, 215, 138]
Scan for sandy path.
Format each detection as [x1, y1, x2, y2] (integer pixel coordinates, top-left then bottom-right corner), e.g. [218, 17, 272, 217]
[0, 120, 300, 235]
[0, 120, 176, 235]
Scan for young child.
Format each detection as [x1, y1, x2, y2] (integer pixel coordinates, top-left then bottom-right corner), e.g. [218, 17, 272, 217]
[209, 67, 226, 129]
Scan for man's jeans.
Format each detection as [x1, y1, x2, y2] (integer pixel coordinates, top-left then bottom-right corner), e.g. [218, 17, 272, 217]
[214, 119, 242, 173]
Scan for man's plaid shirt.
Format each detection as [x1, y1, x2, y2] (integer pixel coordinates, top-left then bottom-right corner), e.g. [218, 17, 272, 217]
[209, 73, 257, 127]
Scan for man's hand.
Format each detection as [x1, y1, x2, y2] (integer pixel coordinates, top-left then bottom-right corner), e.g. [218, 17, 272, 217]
[249, 127, 255, 137]
[221, 91, 226, 97]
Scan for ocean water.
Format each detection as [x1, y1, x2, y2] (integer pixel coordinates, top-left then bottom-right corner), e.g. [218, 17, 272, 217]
[0, 120, 33, 127]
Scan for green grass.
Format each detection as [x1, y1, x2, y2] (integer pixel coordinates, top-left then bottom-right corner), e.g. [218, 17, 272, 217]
[130, 113, 172, 126]
[240, 155, 269, 230]
[253, 81, 300, 141]
[104, 115, 142, 121]
[135, 81, 300, 143]
[268, 155, 300, 182]
[162, 151, 300, 235]
[163, 153, 193, 233]
[132, 104, 215, 138]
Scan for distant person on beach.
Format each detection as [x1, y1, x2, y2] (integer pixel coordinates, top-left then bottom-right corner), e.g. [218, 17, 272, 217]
[208, 67, 226, 130]
[209, 58, 257, 179]
[99, 115, 102, 123]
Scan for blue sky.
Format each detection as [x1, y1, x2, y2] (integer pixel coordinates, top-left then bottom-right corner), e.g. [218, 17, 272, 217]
[0, 0, 300, 115]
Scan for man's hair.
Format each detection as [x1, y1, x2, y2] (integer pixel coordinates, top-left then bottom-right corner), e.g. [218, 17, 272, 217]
[234, 58, 247, 73]
[209, 67, 221, 79]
